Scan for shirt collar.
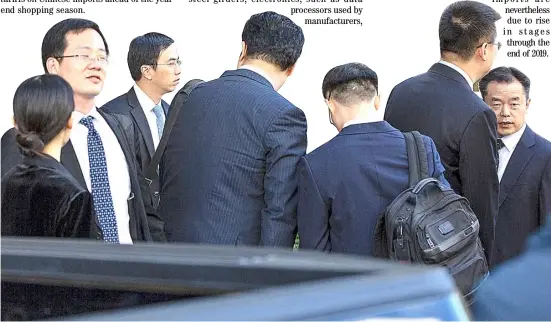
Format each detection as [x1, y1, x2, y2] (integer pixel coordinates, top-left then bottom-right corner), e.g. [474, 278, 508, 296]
[134, 83, 160, 113]
[238, 65, 276, 89]
[343, 113, 382, 128]
[73, 106, 100, 127]
[501, 123, 527, 152]
[438, 60, 474, 90]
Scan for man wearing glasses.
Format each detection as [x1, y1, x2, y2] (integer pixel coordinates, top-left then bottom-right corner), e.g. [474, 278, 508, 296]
[102, 33, 182, 241]
[384, 0, 502, 263]
[1, 18, 156, 244]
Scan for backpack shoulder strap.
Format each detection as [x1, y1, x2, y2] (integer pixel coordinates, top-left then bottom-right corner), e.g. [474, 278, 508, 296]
[404, 131, 430, 187]
[145, 79, 203, 183]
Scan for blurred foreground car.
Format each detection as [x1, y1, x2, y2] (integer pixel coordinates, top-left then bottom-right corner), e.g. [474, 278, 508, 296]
[1, 237, 470, 321]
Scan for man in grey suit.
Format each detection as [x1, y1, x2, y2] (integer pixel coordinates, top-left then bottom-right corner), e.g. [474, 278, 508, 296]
[159, 11, 307, 247]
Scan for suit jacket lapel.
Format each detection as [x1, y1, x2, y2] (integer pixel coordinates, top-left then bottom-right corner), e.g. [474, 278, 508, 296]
[61, 140, 86, 188]
[127, 88, 155, 157]
[162, 100, 169, 116]
[61, 140, 103, 238]
[499, 126, 536, 207]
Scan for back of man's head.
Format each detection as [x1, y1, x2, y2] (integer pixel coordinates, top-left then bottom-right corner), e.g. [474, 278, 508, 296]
[322, 63, 378, 107]
[439, 0, 501, 61]
[241, 11, 304, 71]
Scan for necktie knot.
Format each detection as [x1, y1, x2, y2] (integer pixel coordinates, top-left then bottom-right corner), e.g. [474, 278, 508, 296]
[497, 138, 505, 150]
[152, 104, 164, 117]
[79, 116, 96, 131]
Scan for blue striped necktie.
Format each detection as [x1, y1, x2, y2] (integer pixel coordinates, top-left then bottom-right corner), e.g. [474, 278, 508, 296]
[80, 116, 120, 243]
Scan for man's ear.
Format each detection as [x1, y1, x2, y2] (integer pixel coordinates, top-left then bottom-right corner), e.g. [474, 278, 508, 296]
[326, 98, 336, 114]
[286, 64, 296, 77]
[141, 65, 153, 81]
[526, 98, 531, 112]
[479, 43, 489, 62]
[374, 95, 381, 111]
[237, 41, 247, 67]
[46, 57, 60, 74]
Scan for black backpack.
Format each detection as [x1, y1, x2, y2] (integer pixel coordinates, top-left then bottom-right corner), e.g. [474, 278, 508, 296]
[373, 131, 489, 297]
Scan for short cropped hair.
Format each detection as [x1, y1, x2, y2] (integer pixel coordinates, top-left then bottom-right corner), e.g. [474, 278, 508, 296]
[42, 18, 109, 73]
[242, 11, 305, 71]
[439, 1, 501, 61]
[479, 67, 531, 100]
[128, 32, 174, 81]
[322, 63, 378, 106]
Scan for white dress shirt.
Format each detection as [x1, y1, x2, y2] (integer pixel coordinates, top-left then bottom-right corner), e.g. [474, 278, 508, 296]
[439, 60, 474, 90]
[497, 123, 527, 182]
[72, 107, 133, 244]
[134, 84, 164, 149]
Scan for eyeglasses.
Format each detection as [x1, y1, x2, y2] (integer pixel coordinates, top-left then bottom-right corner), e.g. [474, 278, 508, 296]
[156, 59, 182, 68]
[55, 54, 109, 65]
[477, 41, 502, 50]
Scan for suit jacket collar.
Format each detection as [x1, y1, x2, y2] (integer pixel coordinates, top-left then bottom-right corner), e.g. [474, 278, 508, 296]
[127, 87, 155, 157]
[338, 121, 396, 136]
[428, 63, 472, 90]
[220, 69, 273, 89]
[499, 125, 536, 207]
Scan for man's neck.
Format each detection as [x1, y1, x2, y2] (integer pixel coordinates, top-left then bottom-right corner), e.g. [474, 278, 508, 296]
[341, 105, 381, 129]
[135, 81, 162, 105]
[74, 95, 96, 115]
[440, 57, 479, 84]
[239, 59, 284, 90]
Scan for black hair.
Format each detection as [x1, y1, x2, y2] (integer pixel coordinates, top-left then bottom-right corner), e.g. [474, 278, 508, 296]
[439, 1, 501, 61]
[479, 66, 531, 100]
[242, 11, 305, 71]
[322, 63, 378, 106]
[13, 74, 75, 156]
[41, 18, 109, 73]
[127, 32, 175, 81]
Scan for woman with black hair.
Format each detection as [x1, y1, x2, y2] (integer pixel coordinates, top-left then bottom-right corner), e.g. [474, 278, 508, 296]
[1, 74, 94, 238]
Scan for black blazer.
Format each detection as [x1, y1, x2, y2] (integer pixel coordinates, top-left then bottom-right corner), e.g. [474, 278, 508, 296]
[384, 63, 499, 260]
[297, 121, 450, 256]
[159, 69, 308, 247]
[1, 110, 155, 242]
[1, 154, 94, 238]
[101, 87, 168, 241]
[492, 126, 551, 267]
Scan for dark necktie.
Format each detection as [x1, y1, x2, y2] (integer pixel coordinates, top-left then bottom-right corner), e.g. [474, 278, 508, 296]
[80, 116, 120, 243]
[497, 138, 505, 151]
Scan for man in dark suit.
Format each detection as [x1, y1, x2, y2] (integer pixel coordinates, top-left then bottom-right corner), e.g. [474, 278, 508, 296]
[297, 63, 449, 256]
[159, 11, 307, 247]
[1, 18, 155, 243]
[384, 1, 501, 260]
[478, 67, 551, 268]
[102, 33, 181, 241]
